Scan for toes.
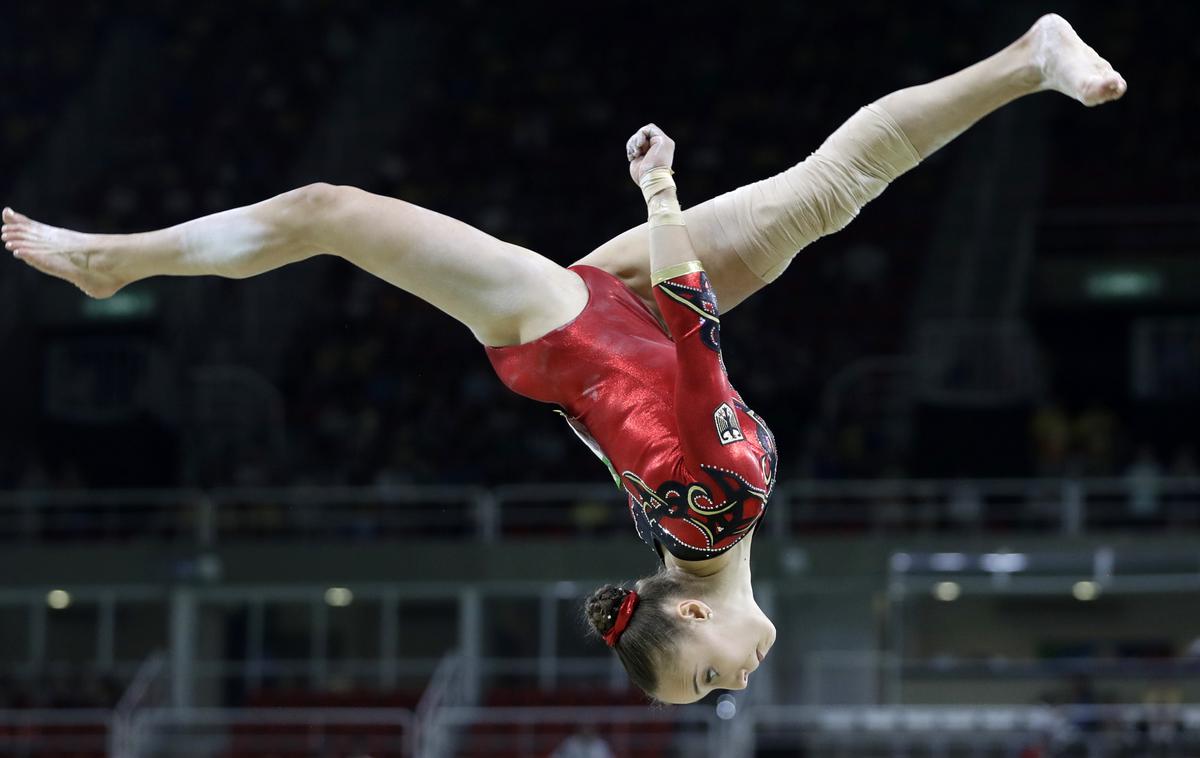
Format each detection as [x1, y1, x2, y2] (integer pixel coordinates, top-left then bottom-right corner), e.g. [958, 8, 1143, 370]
[1093, 75, 1126, 103]
[5, 233, 40, 249]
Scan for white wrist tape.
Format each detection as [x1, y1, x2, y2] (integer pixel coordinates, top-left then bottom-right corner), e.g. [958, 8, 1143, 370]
[639, 167, 685, 228]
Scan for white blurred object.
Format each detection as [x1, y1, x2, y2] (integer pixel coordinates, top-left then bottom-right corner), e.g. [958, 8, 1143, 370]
[550, 730, 615, 758]
[716, 693, 737, 720]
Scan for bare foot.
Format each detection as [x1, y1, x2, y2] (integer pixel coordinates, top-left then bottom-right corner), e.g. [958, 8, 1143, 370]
[2, 208, 125, 298]
[1030, 13, 1127, 106]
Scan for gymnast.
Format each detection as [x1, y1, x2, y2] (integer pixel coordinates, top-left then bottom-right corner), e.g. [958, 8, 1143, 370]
[3, 14, 1124, 703]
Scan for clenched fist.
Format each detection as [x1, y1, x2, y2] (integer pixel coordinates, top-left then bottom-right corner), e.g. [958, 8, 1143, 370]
[626, 123, 676, 186]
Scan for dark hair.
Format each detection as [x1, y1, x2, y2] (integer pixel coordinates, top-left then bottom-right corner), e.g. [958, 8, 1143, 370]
[584, 568, 699, 696]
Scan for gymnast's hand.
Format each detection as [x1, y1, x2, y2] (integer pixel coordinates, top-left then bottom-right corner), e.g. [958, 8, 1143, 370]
[626, 123, 675, 185]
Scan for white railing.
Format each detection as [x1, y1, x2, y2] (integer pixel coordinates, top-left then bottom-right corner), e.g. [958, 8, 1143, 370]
[802, 651, 1200, 708]
[782, 476, 1200, 536]
[1, 476, 1198, 545]
[126, 707, 415, 758]
[748, 703, 1200, 754]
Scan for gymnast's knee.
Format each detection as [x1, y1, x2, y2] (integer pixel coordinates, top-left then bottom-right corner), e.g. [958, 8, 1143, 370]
[263, 182, 362, 250]
[280, 182, 355, 222]
[715, 102, 922, 283]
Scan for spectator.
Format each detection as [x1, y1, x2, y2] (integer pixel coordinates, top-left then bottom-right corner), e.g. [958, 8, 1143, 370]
[1125, 445, 1163, 522]
[1169, 446, 1197, 478]
[1030, 401, 1071, 476]
[1072, 404, 1117, 476]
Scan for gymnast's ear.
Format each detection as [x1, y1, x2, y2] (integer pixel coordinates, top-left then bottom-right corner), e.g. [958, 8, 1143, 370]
[675, 599, 713, 621]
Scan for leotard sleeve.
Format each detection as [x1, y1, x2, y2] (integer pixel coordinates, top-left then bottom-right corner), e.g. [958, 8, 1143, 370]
[651, 261, 762, 481]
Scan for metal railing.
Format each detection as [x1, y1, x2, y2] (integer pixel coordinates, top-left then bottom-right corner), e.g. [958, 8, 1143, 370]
[427, 705, 725, 758]
[126, 707, 415, 758]
[748, 703, 1200, 757]
[1, 477, 1198, 545]
[0, 709, 110, 756]
[802, 651, 1200, 709]
[7, 703, 1198, 757]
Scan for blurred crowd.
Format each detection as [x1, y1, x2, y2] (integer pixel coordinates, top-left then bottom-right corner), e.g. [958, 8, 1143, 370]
[1, 1, 1196, 502]
[1044, 3, 1200, 206]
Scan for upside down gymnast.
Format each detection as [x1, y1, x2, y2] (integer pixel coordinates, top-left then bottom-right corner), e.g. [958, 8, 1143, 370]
[3, 14, 1125, 703]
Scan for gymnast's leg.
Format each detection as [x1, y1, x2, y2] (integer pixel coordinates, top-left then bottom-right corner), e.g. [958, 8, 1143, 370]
[575, 13, 1126, 311]
[2, 184, 587, 347]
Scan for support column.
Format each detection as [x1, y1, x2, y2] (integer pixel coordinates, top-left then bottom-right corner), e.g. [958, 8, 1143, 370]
[311, 599, 328, 690]
[537, 590, 557, 691]
[459, 588, 482, 704]
[757, 584, 777, 703]
[248, 600, 265, 692]
[97, 592, 116, 670]
[169, 588, 197, 708]
[380, 591, 399, 690]
[29, 597, 46, 668]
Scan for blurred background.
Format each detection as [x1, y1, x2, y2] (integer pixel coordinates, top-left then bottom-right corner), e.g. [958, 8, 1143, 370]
[1, 0, 1198, 755]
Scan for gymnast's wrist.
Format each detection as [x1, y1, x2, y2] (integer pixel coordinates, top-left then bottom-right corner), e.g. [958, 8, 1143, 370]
[646, 187, 679, 211]
[638, 166, 676, 202]
[641, 168, 684, 228]
[647, 192, 684, 228]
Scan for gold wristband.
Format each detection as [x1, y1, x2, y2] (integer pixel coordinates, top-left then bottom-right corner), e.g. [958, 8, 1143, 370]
[651, 260, 704, 285]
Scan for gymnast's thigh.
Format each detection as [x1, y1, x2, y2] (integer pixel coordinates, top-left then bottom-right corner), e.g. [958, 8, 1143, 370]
[571, 201, 767, 315]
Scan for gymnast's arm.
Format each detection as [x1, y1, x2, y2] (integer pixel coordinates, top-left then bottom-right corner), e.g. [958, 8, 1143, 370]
[626, 123, 693, 276]
[627, 124, 748, 471]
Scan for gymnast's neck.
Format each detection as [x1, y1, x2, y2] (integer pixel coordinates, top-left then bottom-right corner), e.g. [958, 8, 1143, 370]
[664, 530, 756, 597]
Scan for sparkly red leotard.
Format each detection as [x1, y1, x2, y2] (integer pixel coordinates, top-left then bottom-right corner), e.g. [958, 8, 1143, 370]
[485, 264, 777, 562]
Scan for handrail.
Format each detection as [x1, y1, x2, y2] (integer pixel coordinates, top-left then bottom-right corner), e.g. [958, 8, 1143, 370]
[0, 476, 1196, 544]
[0, 709, 112, 725]
[4, 703, 1199, 755]
[129, 707, 416, 758]
[0, 710, 111, 757]
[748, 703, 1200, 732]
[134, 706, 416, 726]
[437, 704, 714, 724]
[1, 476, 1196, 507]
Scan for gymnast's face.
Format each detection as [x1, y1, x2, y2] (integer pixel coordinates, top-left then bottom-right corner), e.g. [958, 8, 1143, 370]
[654, 597, 777, 704]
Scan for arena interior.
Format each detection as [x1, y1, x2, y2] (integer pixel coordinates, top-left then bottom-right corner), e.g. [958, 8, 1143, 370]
[1, 1, 1198, 756]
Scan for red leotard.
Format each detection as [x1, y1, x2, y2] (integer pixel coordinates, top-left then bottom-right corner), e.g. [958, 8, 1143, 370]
[485, 264, 777, 562]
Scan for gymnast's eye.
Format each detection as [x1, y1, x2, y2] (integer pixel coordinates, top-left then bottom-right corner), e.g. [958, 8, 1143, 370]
[706, 668, 718, 685]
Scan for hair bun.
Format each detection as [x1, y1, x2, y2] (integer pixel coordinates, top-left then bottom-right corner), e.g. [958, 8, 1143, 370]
[584, 584, 629, 638]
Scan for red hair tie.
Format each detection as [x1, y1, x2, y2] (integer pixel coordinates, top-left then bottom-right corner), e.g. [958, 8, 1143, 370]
[602, 590, 640, 647]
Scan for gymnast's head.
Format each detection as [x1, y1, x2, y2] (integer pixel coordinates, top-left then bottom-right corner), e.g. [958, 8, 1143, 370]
[584, 568, 776, 704]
